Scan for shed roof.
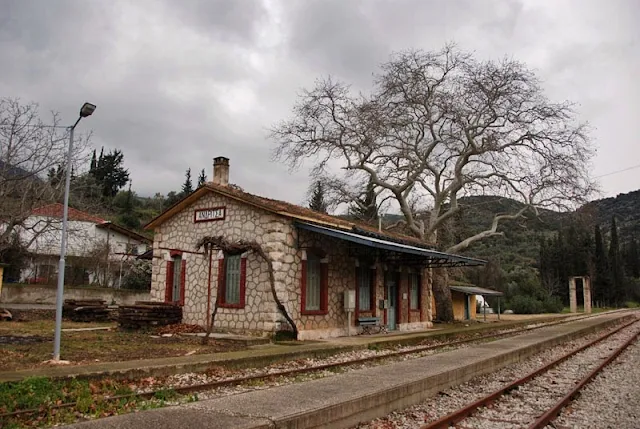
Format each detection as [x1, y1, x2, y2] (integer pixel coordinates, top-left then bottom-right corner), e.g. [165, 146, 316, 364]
[449, 285, 504, 296]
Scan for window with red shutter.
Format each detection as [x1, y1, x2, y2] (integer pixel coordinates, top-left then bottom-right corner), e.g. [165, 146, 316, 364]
[218, 253, 246, 308]
[165, 261, 174, 303]
[301, 252, 329, 315]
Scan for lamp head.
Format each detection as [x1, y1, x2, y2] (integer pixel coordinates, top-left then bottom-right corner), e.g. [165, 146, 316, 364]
[79, 102, 96, 118]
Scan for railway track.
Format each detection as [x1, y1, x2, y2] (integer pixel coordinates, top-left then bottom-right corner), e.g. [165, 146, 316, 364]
[0, 311, 631, 425]
[420, 317, 640, 429]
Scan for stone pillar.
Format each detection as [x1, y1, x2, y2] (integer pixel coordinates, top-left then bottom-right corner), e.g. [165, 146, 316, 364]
[569, 277, 577, 313]
[583, 276, 592, 314]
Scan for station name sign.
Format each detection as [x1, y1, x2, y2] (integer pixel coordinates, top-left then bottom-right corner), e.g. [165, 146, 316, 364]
[194, 206, 226, 223]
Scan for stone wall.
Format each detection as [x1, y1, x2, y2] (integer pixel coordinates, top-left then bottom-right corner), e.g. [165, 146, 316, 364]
[0, 284, 149, 306]
[150, 189, 433, 340]
[296, 229, 432, 339]
[150, 192, 298, 335]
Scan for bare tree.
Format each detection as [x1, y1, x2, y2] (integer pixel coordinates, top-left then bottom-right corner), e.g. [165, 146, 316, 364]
[0, 98, 90, 256]
[271, 45, 595, 321]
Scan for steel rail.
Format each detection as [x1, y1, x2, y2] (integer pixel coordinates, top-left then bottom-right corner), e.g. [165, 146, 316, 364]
[420, 318, 638, 429]
[528, 329, 640, 429]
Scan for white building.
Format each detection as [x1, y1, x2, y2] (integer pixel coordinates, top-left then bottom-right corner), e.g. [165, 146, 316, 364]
[16, 204, 150, 286]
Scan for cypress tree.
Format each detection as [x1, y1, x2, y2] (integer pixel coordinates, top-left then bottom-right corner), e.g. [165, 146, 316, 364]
[90, 149, 97, 173]
[624, 236, 640, 278]
[349, 179, 378, 222]
[593, 224, 610, 307]
[309, 181, 328, 213]
[608, 217, 625, 306]
[197, 168, 207, 187]
[182, 168, 193, 195]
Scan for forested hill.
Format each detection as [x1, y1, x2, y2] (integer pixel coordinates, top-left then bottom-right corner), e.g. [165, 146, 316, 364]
[451, 196, 568, 271]
[450, 190, 640, 269]
[581, 190, 640, 240]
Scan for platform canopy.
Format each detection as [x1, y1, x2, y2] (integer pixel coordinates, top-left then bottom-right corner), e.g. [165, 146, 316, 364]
[449, 285, 503, 296]
[295, 222, 486, 268]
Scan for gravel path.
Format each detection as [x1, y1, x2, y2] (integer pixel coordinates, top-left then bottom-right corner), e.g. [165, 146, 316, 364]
[354, 318, 639, 429]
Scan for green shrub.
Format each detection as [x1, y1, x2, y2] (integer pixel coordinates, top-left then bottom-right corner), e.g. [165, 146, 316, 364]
[509, 295, 544, 314]
[542, 295, 564, 313]
[625, 301, 640, 308]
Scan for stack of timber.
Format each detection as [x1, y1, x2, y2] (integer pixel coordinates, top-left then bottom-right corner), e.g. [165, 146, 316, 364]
[118, 301, 182, 330]
[63, 299, 110, 322]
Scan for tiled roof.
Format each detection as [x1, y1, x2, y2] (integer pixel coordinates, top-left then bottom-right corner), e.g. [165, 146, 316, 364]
[146, 182, 435, 249]
[31, 203, 106, 224]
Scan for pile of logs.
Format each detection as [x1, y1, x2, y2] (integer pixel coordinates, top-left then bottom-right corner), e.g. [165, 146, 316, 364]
[118, 301, 182, 330]
[63, 299, 110, 322]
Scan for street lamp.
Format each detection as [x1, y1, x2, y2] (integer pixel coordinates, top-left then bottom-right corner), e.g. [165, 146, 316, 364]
[53, 102, 96, 361]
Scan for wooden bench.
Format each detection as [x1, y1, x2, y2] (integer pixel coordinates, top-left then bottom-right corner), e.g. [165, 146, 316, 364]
[357, 317, 387, 335]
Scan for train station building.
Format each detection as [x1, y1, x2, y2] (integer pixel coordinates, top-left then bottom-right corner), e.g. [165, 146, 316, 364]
[145, 157, 485, 340]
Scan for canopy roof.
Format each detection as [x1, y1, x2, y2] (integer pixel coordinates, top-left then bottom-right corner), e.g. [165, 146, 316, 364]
[296, 222, 486, 268]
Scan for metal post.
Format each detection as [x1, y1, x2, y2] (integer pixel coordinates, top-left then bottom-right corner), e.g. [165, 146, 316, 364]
[497, 297, 501, 321]
[53, 126, 75, 361]
[483, 296, 486, 322]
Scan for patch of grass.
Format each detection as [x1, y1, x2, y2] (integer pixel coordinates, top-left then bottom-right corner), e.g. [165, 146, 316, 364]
[0, 376, 187, 427]
[625, 301, 640, 308]
[0, 321, 248, 372]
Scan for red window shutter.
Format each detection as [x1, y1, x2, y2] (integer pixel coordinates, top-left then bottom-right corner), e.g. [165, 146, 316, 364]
[239, 257, 247, 307]
[217, 258, 226, 305]
[165, 261, 174, 303]
[320, 263, 329, 312]
[179, 260, 187, 306]
[370, 267, 377, 317]
[300, 259, 307, 312]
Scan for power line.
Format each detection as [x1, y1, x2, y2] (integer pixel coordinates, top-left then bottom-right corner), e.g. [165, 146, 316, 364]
[595, 164, 640, 179]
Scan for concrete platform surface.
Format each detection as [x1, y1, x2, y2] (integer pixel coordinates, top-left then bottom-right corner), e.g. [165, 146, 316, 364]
[63, 311, 635, 429]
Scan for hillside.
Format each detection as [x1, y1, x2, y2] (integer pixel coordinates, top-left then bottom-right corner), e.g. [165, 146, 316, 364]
[375, 190, 640, 273]
[582, 190, 640, 241]
[452, 190, 640, 270]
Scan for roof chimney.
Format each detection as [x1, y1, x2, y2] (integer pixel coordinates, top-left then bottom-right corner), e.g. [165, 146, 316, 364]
[212, 157, 229, 186]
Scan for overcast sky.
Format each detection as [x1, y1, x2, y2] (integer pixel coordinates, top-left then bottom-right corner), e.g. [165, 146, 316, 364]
[1, 0, 638, 208]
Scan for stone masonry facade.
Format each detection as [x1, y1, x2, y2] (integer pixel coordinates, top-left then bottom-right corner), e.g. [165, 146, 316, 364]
[150, 190, 433, 340]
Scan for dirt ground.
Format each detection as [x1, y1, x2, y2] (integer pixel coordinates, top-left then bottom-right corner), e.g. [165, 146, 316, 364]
[0, 320, 248, 372]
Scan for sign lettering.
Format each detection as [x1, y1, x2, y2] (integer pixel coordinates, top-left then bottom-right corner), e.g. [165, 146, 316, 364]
[194, 207, 226, 223]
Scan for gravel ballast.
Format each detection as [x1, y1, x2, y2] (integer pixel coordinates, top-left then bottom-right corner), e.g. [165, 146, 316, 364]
[354, 318, 639, 429]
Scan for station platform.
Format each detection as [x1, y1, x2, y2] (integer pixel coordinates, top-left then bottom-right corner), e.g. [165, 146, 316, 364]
[0, 314, 575, 383]
[64, 311, 635, 429]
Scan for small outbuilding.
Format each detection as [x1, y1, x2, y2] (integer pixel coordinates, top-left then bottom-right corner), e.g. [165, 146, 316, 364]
[431, 283, 503, 321]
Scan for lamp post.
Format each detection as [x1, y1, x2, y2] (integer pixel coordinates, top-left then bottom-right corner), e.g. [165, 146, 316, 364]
[53, 102, 96, 361]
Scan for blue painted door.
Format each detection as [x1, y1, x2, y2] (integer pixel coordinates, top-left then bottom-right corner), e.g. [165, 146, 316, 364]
[387, 274, 397, 330]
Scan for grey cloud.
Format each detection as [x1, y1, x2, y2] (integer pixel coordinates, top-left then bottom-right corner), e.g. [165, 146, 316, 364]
[165, 0, 268, 45]
[0, 0, 637, 205]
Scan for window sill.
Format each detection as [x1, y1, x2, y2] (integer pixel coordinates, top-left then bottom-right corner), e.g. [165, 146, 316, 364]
[301, 309, 328, 316]
[219, 303, 245, 309]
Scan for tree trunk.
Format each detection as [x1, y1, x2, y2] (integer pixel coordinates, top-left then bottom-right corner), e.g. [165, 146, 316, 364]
[255, 248, 299, 339]
[432, 268, 454, 322]
[201, 297, 219, 345]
